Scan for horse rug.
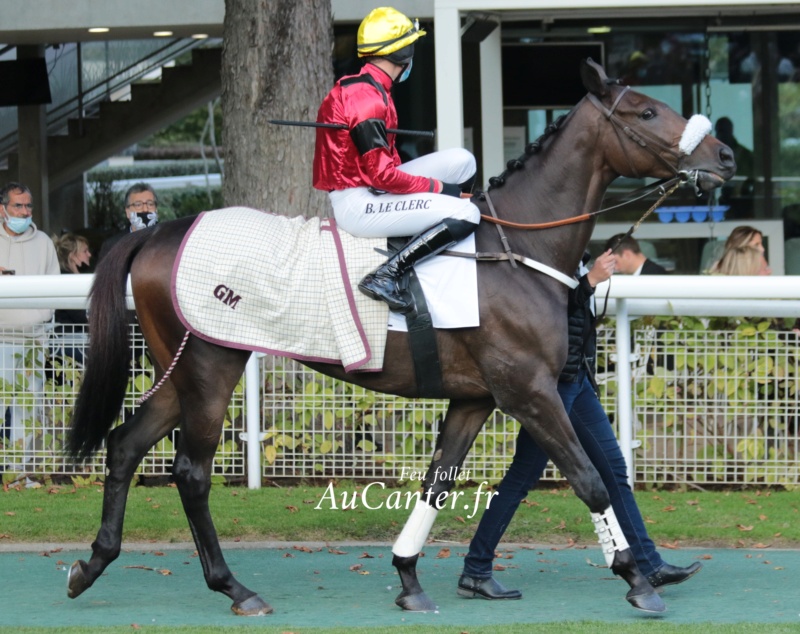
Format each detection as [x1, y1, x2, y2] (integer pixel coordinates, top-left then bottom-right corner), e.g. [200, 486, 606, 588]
[172, 207, 479, 372]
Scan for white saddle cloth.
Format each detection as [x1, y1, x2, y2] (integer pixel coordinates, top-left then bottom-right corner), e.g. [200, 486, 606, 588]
[387, 233, 479, 331]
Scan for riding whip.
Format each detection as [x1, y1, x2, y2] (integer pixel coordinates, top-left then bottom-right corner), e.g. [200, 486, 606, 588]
[268, 119, 435, 138]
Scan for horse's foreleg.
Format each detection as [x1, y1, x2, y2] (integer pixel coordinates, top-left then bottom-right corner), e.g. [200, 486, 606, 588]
[590, 508, 663, 611]
[68, 390, 181, 600]
[508, 390, 665, 613]
[392, 398, 494, 612]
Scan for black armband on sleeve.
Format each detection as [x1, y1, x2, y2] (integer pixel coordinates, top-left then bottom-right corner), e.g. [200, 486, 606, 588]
[350, 119, 389, 156]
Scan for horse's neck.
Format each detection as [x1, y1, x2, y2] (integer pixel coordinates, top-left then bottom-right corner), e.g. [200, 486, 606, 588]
[480, 141, 610, 274]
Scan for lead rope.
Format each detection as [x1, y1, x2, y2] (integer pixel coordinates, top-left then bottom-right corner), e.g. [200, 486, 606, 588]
[596, 179, 681, 323]
[139, 330, 191, 403]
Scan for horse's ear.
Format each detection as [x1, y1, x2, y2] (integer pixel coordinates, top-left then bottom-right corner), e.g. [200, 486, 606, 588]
[581, 57, 609, 98]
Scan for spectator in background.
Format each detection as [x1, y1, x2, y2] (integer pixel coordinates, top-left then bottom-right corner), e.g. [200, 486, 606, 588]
[712, 245, 771, 276]
[53, 232, 91, 275]
[707, 225, 766, 274]
[604, 234, 668, 275]
[721, 225, 764, 253]
[97, 182, 159, 261]
[715, 118, 754, 213]
[0, 182, 60, 477]
[51, 233, 91, 366]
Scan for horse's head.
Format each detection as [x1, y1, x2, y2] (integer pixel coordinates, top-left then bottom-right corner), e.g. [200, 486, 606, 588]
[580, 58, 736, 191]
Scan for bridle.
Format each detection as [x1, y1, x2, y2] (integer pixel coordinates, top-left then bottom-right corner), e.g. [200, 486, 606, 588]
[586, 85, 682, 180]
[456, 81, 711, 284]
[479, 82, 705, 232]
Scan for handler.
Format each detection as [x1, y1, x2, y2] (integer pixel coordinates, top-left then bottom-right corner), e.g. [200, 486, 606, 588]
[458, 250, 702, 600]
[313, 6, 480, 314]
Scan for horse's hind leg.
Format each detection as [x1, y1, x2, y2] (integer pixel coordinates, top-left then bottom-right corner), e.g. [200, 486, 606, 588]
[169, 345, 272, 616]
[392, 398, 495, 612]
[68, 385, 181, 599]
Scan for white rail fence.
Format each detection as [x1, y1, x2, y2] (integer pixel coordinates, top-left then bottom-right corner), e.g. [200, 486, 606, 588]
[0, 275, 798, 490]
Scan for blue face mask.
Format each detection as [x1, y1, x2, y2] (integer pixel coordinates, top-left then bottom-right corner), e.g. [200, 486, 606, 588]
[4, 213, 32, 234]
[398, 59, 413, 83]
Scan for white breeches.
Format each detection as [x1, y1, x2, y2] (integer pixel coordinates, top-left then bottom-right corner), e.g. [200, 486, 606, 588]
[330, 147, 480, 238]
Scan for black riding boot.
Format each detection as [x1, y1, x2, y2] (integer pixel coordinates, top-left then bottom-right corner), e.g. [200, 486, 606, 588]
[358, 218, 477, 313]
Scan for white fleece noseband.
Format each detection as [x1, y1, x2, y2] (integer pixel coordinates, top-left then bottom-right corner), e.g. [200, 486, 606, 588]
[679, 114, 712, 155]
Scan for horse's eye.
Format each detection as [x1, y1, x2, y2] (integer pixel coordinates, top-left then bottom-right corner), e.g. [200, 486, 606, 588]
[641, 109, 656, 120]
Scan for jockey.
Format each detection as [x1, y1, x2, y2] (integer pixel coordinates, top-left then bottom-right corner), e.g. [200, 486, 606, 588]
[313, 6, 480, 314]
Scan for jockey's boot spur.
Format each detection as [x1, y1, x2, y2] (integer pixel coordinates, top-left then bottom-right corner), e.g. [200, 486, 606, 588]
[358, 218, 477, 313]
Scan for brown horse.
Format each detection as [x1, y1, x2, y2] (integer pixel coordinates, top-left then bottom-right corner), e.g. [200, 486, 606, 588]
[66, 60, 734, 616]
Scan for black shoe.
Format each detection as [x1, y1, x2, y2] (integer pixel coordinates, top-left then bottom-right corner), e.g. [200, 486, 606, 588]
[647, 562, 702, 588]
[457, 574, 522, 600]
[357, 271, 414, 313]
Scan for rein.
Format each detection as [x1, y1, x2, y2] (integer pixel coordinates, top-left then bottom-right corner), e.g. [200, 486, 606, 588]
[479, 175, 683, 231]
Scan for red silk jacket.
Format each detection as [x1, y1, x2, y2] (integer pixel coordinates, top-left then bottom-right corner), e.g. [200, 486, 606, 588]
[312, 64, 435, 194]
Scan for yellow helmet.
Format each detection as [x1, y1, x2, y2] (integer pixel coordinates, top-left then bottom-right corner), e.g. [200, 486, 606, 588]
[357, 7, 426, 62]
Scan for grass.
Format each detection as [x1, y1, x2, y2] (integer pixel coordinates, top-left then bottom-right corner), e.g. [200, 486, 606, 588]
[1, 479, 799, 549]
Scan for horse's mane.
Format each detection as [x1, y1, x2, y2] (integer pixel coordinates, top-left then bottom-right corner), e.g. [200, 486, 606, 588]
[480, 113, 569, 197]
[481, 77, 623, 197]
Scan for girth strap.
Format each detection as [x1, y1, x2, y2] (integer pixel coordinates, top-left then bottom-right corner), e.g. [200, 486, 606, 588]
[384, 237, 444, 396]
[403, 268, 444, 397]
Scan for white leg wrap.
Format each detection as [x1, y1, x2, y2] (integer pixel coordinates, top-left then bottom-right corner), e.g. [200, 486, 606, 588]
[591, 506, 630, 568]
[392, 500, 439, 558]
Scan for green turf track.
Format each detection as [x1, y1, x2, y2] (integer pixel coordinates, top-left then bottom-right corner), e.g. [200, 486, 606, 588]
[1, 543, 798, 631]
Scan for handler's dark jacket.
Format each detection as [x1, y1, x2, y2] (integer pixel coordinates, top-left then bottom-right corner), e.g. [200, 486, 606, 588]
[559, 271, 597, 383]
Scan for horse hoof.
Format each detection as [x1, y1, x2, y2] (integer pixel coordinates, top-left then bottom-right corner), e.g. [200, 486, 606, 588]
[395, 590, 437, 612]
[67, 560, 92, 599]
[626, 587, 666, 613]
[231, 594, 273, 616]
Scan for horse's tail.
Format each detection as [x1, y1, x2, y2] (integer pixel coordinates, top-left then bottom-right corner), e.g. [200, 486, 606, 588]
[66, 231, 151, 462]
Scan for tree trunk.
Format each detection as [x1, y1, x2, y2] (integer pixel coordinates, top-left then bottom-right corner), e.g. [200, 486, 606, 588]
[222, 0, 332, 217]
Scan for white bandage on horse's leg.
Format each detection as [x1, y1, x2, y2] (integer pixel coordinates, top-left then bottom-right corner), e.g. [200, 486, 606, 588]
[392, 500, 439, 558]
[591, 506, 630, 568]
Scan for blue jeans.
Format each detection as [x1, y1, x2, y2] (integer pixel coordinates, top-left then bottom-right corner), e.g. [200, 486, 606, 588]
[462, 373, 664, 579]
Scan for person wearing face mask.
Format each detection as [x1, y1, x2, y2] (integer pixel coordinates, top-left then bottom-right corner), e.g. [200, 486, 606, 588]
[52, 232, 92, 321]
[49, 232, 93, 370]
[313, 6, 480, 314]
[97, 182, 159, 262]
[0, 182, 60, 479]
